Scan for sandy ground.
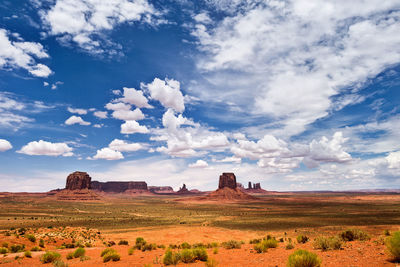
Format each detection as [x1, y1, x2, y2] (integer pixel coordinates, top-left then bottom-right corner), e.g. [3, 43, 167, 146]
[1, 225, 399, 266]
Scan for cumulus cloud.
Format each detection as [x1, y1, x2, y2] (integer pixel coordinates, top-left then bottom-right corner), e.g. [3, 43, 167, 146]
[108, 139, 144, 152]
[152, 109, 230, 157]
[93, 110, 107, 119]
[0, 139, 12, 152]
[142, 78, 185, 112]
[111, 108, 144, 121]
[0, 28, 52, 77]
[18, 140, 73, 156]
[386, 151, 400, 169]
[67, 107, 87, 115]
[93, 147, 123, 160]
[191, 1, 400, 137]
[119, 87, 151, 108]
[120, 120, 149, 134]
[189, 159, 209, 168]
[41, 0, 160, 54]
[65, 115, 91, 125]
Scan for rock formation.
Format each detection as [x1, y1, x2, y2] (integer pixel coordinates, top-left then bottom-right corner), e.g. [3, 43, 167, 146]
[90, 181, 148, 193]
[218, 173, 237, 189]
[65, 171, 91, 190]
[177, 184, 191, 194]
[148, 186, 175, 194]
[248, 182, 252, 189]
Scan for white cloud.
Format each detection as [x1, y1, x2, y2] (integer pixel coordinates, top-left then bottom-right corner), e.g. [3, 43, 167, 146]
[191, 2, 400, 137]
[189, 159, 209, 168]
[43, 81, 49, 86]
[41, 0, 160, 54]
[0, 92, 34, 129]
[112, 108, 144, 121]
[18, 140, 73, 156]
[193, 12, 212, 24]
[93, 123, 103, 128]
[93, 147, 123, 160]
[108, 139, 144, 152]
[119, 87, 151, 108]
[142, 78, 185, 112]
[93, 110, 107, 119]
[65, 115, 91, 125]
[0, 28, 52, 77]
[151, 109, 230, 157]
[386, 151, 400, 169]
[219, 156, 241, 163]
[67, 107, 87, 115]
[105, 102, 131, 111]
[0, 139, 12, 152]
[120, 120, 149, 134]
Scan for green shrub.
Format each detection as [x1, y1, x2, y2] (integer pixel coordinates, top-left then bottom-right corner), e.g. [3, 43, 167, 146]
[180, 242, 191, 249]
[118, 240, 129, 245]
[0, 247, 8, 254]
[40, 251, 61, 263]
[296, 235, 309, 244]
[193, 247, 208, 261]
[222, 240, 241, 249]
[254, 238, 278, 253]
[163, 249, 180, 265]
[286, 242, 295, 250]
[1, 242, 8, 248]
[128, 247, 134, 255]
[107, 241, 116, 247]
[141, 243, 157, 251]
[386, 231, 400, 261]
[84, 242, 92, 247]
[66, 252, 73, 260]
[339, 229, 370, 241]
[249, 238, 261, 244]
[26, 234, 36, 243]
[205, 258, 218, 267]
[39, 239, 45, 248]
[180, 249, 194, 263]
[313, 236, 342, 251]
[10, 244, 25, 253]
[79, 255, 90, 262]
[193, 243, 205, 248]
[72, 247, 85, 258]
[384, 230, 391, 236]
[135, 237, 146, 249]
[31, 246, 41, 251]
[24, 251, 32, 258]
[100, 248, 116, 257]
[213, 248, 218, 254]
[254, 243, 266, 253]
[52, 259, 68, 267]
[103, 251, 120, 263]
[287, 249, 321, 267]
[210, 242, 219, 248]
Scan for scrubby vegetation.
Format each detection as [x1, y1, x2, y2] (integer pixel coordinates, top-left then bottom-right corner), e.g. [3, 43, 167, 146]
[254, 238, 279, 253]
[222, 240, 241, 249]
[313, 236, 342, 251]
[339, 229, 370, 241]
[118, 240, 129, 245]
[10, 244, 25, 253]
[40, 251, 61, 263]
[287, 249, 321, 267]
[296, 235, 309, 244]
[26, 234, 36, 243]
[286, 242, 295, 250]
[101, 248, 120, 263]
[163, 249, 180, 265]
[0, 247, 8, 254]
[24, 250, 32, 258]
[386, 231, 400, 261]
[162, 247, 208, 265]
[52, 260, 68, 267]
[72, 247, 85, 258]
[205, 258, 218, 267]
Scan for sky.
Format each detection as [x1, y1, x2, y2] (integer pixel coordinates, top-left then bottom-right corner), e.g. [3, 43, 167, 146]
[0, 0, 400, 192]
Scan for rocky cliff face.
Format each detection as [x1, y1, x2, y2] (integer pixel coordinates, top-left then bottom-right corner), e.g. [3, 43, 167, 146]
[65, 171, 91, 190]
[218, 173, 237, 189]
[90, 181, 148, 193]
[148, 186, 174, 193]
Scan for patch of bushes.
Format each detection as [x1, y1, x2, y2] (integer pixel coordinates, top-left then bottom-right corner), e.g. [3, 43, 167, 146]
[39, 239, 45, 248]
[339, 229, 370, 241]
[384, 230, 391, 236]
[163, 249, 180, 265]
[128, 247, 134, 255]
[31, 246, 41, 251]
[249, 238, 261, 244]
[287, 249, 321, 267]
[180, 249, 194, 263]
[313, 236, 342, 251]
[0, 247, 8, 254]
[107, 241, 116, 247]
[66, 252, 73, 260]
[72, 247, 85, 258]
[286, 242, 295, 250]
[213, 247, 218, 254]
[386, 231, 400, 261]
[162, 247, 208, 265]
[40, 251, 61, 263]
[118, 240, 129, 245]
[26, 234, 36, 243]
[221, 240, 241, 249]
[296, 235, 309, 244]
[180, 242, 191, 249]
[102, 248, 120, 263]
[254, 238, 278, 253]
[10, 244, 25, 253]
[24, 251, 32, 258]
[135, 237, 146, 249]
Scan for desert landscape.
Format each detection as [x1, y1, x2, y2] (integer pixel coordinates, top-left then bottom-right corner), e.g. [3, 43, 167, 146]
[0, 172, 399, 266]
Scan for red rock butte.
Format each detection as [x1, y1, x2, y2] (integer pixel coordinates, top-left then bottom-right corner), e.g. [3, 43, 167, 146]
[218, 172, 237, 189]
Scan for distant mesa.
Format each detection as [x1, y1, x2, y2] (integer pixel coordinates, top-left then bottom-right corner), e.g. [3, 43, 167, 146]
[148, 186, 174, 194]
[66, 171, 91, 190]
[91, 181, 148, 193]
[244, 181, 268, 194]
[218, 173, 237, 189]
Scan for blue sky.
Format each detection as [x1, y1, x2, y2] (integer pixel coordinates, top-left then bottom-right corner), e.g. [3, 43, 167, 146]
[0, 0, 400, 192]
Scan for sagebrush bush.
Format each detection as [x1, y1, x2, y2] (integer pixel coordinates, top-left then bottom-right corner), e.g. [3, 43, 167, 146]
[296, 235, 309, 244]
[163, 249, 180, 265]
[286, 242, 295, 250]
[254, 243, 266, 253]
[40, 251, 61, 263]
[386, 231, 400, 261]
[287, 249, 321, 267]
[73, 247, 85, 258]
[52, 260, 68, 267]
[384, 230, 391, 236]
[0, 247, 8, 254]
[10, 244, 25, 253]
[118, 240, 129, 245]
[180, 242, 191, 249]
[101, 248, 116, 257]
[339, 229, 370, 241]
[222, 240, 241, 249]
[135, 237, 146, 249]
[128, 247, 134, 255]
[254, 238, 278, 253]
[103, 251, 120, 262]
[213, 247, 218, 254]
[313, 236, 342, 251]
[31, 246, 41, 251]
[193, 247, 208, 261]
[180, 249, 194, 263]
[249, 238, 261, 244]
[26, 234, 36, 243]
[205, 258, 218, 267]
[66, 252, 73, 260]
[39, 239, 45, 248]
[24, 251, 32, 258]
